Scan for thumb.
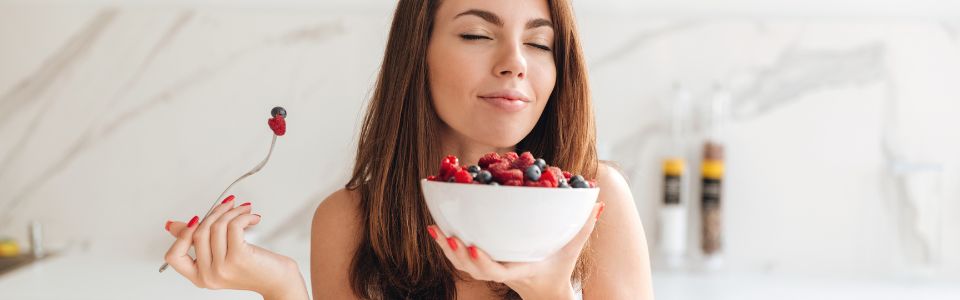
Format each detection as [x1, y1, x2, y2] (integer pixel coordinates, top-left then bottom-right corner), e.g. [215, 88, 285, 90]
[556, 202, 604, 259]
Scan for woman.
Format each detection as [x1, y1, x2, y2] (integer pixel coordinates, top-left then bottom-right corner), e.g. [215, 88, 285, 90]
[163, 0, 654, 299]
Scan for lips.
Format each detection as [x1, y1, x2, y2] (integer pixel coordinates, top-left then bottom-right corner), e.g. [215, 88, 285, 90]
[479, 90, 531, 112]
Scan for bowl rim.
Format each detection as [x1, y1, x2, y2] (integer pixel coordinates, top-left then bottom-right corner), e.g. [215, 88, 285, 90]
[419, 178, 599, 190]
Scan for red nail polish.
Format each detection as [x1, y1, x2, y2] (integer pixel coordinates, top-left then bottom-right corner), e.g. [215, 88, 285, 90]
[447, 237, 458, 251]
[240, 202, 251, 207]
[164, 220, 172, 231]
[468, 246, 478, 260]
[596, 202, 606, 220]
[427, 227, 438, 239]
[221, 195, 235, 204]
[187, 216, 199, 228]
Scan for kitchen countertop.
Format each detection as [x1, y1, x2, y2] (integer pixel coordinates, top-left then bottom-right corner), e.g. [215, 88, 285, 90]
[2, 251, 959, 299]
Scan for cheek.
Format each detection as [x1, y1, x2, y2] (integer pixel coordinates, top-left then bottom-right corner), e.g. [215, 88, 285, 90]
[531, 59, 557, 107]
[427, 43, 483, 125]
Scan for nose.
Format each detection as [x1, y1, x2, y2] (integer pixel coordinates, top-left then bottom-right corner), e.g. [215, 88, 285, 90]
[493, 42, 527, 80]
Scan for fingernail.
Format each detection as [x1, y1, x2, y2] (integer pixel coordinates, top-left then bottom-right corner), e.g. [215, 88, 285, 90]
[164, 220, 172, 231]
[253, 214, 261, 218]
[468, 246, 478, 260]
[446, 237, 458, 251]
[187, 216, 199, 228]
[596, 202, 606, 220]
[427, 227, 438, 239]
[221, 195, 235, 204]
[240, 202, 251, 207]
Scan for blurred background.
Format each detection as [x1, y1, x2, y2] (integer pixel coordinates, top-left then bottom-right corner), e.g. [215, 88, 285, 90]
[1, 0, 959, 299]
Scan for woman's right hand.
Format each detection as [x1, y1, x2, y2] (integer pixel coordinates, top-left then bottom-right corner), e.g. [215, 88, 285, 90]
[163, 195, 308, 300]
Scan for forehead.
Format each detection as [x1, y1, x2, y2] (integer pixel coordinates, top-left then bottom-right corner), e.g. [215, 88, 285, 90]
[435, 0, 552, 24]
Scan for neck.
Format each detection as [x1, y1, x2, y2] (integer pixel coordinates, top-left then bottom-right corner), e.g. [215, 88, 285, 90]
[439, 126, 513, 167]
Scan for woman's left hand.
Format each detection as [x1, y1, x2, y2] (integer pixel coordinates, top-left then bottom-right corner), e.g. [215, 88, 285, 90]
[427, 201, 605, 300]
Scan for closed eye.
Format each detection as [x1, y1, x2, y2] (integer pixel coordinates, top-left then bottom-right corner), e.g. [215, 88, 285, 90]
[526, 43, 551, 51]
[460, 34, 491, 40]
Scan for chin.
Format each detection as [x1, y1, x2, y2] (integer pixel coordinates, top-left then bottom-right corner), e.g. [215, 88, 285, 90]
[472, 129, 530, 149]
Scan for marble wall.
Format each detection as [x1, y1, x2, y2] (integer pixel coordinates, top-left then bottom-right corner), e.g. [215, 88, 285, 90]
[1, 3, 958, 281]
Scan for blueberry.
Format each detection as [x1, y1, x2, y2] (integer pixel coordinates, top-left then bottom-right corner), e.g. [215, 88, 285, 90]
[525, 165, 542, 181]
[488, 181, 499, 186]
[559, 180, 571, 188]
[446, 176, 455, 182]
[570, 175, 585, 184]
[469, 172, 478, 180]
[467, 165, 481, 174]
[534, 158, 547, 170]
[476, 170, 492, 183]
[571, 180, 589, 188]
[271, 106, 287, 118]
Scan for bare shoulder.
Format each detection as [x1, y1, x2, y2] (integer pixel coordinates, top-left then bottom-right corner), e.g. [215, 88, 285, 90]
[595, 161, 631, 196]
[310, 188, 362, 299]
[584, 161, 655, 299]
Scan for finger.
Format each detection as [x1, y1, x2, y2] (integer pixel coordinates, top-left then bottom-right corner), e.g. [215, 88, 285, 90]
[165, 215, 200, 283]
[557, 202, 604, 258]
[428, 225, 465, 270]
[211, 200, 251, 268]
[448, 237, 479, 274]
[464, 245, 508, 282]
[193, 195, 238, 271]
[226, 212, 262, 260]
[166, 221, 186, 238]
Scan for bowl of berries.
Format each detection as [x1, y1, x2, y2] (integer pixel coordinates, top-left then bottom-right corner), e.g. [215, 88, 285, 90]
[421, 152, 599, 262]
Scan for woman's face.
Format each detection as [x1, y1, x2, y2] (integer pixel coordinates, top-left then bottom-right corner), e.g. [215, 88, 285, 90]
[427, 0, 556, 148]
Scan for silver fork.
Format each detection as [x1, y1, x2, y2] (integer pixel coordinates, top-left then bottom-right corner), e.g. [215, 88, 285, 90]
[159, 134, 278, 273]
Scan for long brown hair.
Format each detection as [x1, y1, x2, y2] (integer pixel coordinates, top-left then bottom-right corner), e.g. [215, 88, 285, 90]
[345, 0, 597, 298]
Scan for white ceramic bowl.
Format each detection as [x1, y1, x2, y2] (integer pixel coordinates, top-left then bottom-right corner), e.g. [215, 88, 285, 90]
[420, 179, 600, 262]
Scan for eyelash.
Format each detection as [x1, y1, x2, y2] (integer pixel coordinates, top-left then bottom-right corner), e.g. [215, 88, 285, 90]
[459, 34, 552, 52]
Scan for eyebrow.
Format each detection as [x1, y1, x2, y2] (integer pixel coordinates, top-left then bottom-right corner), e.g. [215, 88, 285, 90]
[454, 9, 553, 30]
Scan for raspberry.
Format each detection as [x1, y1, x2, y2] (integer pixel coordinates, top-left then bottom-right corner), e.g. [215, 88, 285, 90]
[513, 151, 536, 169]
[478, 152, 502, 169]
[487, 161, 511, 173]
[427, 175, 438, 181]
[539, 169, 559, 187]
[454, 169, 474, 183]
[502, 179, 524, 186]
[439, 155, 460, 180]
[524, 179, 552, 187]
[491, 168, 523, 184]
[268, 115, 286, 136]
[548, 167, 564, 182]
[562, 171, 573, 180]
[502, 152, 519, 164]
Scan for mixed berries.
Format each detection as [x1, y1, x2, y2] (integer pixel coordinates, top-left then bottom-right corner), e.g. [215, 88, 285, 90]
[268, 106, 286, 136]
[426, 152, 596, 188]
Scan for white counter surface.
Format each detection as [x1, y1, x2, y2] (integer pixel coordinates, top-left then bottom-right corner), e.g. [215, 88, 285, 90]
[3, 251, 959, 299]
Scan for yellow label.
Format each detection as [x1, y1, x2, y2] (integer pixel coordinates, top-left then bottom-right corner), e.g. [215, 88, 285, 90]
[663, 158, 685, 176]
[702, 160, 724, 179]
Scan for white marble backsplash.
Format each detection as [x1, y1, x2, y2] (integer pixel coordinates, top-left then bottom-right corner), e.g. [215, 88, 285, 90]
[1, 4, 958, 280]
